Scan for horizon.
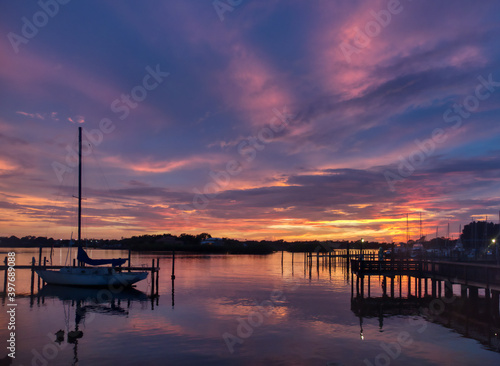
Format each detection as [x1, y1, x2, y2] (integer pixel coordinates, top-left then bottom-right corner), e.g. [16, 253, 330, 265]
[1, 1, 500, 243]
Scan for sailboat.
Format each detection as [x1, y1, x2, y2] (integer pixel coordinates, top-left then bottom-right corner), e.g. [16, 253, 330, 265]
[36, 127, 148, 287]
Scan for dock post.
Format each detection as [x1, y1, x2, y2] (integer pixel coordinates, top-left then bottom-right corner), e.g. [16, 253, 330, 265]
[30, 258, 35, 295]
[156, 258, 159, 295]
[128, 249, 131, 272]
[151, 259, 155, 298]
[469, 286, 479, 301]
[367, 276, 371, 298]
[407, 275, 411, 297]
[37, 247, 42, 290]
[432, 279, 437, 298]
[444, 281, 453, 298]
[390, 276, 395, 298]
[382, 276, 387, 297]
[356, 275, 360, 297]
[360, 276, 364, 298]
[171, 250, 175, 280]
[438, 280, 442, 298]
[3, 257, 7, 294]
[491, 290, 499, 318]
[461, 285, 467, 298]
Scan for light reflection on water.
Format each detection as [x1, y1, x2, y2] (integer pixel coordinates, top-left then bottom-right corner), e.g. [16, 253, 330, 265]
[0, 249, 499, 365]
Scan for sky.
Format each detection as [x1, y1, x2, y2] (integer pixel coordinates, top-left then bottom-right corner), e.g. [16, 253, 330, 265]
[1, 0, 500, 242]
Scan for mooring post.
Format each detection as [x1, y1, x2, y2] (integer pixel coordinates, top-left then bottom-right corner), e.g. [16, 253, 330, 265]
[156, 258, 159, 295]
[491, 290, 500, 318]
[461, 284, 467, 298]
[171, 250, 175, 280]
[407, 275, 411, 297]
[128, 249, 131, 272]
[151, 259, 155, 298]
[399, 275, 402, 298]
[30, 258, 35, 295]
[73, 258, 76, 267]
[3, 257, 7, 294]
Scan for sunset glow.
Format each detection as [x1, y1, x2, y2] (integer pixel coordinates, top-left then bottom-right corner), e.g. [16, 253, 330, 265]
[1, 1, 500, 242]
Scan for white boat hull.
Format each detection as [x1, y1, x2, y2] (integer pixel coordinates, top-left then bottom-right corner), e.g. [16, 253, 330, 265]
[36, 267, 148, 287]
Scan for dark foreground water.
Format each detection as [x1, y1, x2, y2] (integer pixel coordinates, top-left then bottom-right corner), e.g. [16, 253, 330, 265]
[0, 249, 499, 365]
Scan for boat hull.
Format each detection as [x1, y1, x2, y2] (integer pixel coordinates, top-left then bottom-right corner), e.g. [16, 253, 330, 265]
[35, 267, 148, 287]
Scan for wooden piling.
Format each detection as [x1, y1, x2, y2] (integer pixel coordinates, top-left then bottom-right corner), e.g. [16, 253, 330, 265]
[155, 258, 159, 295]
[171, 250, 175, 280]
[3, 257, 7, 293]
[151, 259, 155, 297]
[38, 247, 42, 290]
[367, 275, 371, 297]
[38, 247, 42, 269]
[461, 284, 467, 298]
[444, 281, 453, 298]
[128, 249, 131, 272]
[30, 259, 35, 295]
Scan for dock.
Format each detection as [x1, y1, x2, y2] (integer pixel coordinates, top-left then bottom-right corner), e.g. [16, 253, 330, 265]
[350, 259, 500, 316]
[1, 249, 161, 298]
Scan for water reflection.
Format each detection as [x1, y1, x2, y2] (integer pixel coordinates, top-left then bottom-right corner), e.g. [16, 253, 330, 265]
[31, 285, 153, 365]
[1, 249, 499, 365]
[352, 295, 500, 352]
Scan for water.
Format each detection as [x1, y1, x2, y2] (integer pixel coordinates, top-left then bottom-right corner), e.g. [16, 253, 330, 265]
[1, 249, 499, 365]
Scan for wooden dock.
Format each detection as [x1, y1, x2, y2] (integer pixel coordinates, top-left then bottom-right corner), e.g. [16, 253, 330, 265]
[1, 251, 162, 298]
[350, 259, 500, 314]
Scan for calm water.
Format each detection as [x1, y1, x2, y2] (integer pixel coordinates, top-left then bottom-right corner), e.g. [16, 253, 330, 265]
[1, 248, 499, 366]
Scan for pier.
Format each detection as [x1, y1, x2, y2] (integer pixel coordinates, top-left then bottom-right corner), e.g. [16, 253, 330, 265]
[350, 259, 500, 319]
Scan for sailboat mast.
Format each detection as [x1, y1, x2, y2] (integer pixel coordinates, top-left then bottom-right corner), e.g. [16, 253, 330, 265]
[78, 127, 82, 246]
